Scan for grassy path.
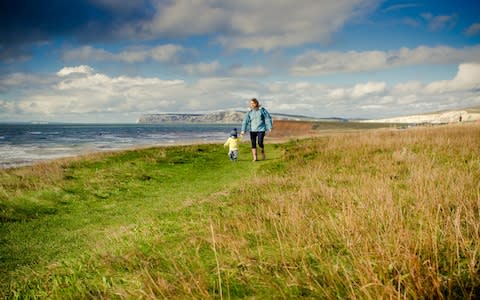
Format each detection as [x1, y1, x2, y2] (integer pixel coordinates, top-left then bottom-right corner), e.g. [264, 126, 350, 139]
[1, 141, 282, 298]
[2, 124, 479, 299]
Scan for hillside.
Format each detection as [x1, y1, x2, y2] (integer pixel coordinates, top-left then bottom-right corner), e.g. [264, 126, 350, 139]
[138, 106, 480, 125]
[137, 111, 340, 124]
[137, 111, 243, 124]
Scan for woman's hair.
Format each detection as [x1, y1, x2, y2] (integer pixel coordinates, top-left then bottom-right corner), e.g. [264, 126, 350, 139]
[250, 98, 260, 107]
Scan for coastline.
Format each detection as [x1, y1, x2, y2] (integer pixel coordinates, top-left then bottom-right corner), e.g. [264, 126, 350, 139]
[2, 119, 451, 170]
[0, 138, 224, 170]
[0, 123, 236, 169]
[0, 120, 306, 170]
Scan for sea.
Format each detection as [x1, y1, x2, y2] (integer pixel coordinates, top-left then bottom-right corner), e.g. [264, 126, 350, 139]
[0, 123, 240, 169]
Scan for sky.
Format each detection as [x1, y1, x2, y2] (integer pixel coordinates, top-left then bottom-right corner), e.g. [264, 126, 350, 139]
[1, 0, 479, 123]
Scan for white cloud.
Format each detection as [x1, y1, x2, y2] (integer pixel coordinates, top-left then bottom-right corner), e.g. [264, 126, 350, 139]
[0, 73, 54, 91]
[3, 63, 480, 122]
[351, 81, 386, 98]
[116, 49, 150, 63]
[391, 81, 423, 95]
[184, 61, 222, 76]
[13, 67, 190, 117]
[62, 46, 113, 61]
[63, 44, 187, 64]
[150, 45, 186, 63]
[145, 0, 228, 37]
[0, 99, 16, 113]
[292, 50, 387, 75]
[397, 94, 417, 105]
[63, 45, 266, 77]
[141, 0, 379, 51]
[328, 88, 347, 99]
[291, 45, 480, 75]
[229, 66, 267, 77]
[388, 63, 480, 98]
[57, 65, 95, 77]
[425, 63, 480, 93]
[57, 73, 112, 91]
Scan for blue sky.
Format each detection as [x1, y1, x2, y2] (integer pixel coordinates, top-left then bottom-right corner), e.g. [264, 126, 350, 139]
[1, 0, 479, 123]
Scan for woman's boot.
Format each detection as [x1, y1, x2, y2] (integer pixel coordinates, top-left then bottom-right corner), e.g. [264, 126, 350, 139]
[260, 148, 266, 160]
[251, 148, 258, 161]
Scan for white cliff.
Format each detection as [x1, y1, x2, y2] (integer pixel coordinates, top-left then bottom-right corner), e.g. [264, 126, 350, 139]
[362, 110, 480, 124]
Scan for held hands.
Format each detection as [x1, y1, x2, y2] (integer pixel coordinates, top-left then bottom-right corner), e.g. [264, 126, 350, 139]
[239, 130, 272, 138]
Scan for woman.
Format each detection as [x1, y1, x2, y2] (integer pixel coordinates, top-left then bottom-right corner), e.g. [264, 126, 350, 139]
[241, 98, 273, 161]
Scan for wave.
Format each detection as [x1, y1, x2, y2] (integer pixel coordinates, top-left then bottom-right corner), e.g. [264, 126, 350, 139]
[0, 123, 237, 168]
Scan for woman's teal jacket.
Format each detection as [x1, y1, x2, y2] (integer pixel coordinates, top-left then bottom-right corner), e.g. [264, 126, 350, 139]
[241, 107, 273, 132]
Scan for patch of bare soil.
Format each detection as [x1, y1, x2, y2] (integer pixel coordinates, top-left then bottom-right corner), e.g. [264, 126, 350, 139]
[268, 120, 315, 139]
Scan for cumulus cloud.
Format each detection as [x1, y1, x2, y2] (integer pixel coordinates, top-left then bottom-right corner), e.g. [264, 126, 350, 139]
[351, 82, 386, 98]
[377, 63, 478, 98]
[0, 73, 55, 91]
[229, 66, 268, 77]
[63, 45, 270, 77]
[1, 0, 380, 62]
[184, 61, 222, 76]
[138, 0, 380, 51]
[291, 45, 480, 75]
[292, 50, 387, 75]
[63, 45, 187, 64]
[150, 45, 186, 63]
[2, 63, 479, 122]
[226, 1, 379, 51]
[12, 67, 189, 118]
[391, 81, 423, 95]
[326, 83, 384, 102]
[57, 65, 95, 77]
[62, 46, 112, 61]
[425, 63, 480, 93]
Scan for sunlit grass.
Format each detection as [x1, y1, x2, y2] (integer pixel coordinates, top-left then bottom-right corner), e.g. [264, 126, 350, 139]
[1, 123, 479, 299]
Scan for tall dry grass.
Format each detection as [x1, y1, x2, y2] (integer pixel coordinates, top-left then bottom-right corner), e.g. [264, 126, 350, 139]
[2, 123, 479, 299]
[198, 123, 480, 298]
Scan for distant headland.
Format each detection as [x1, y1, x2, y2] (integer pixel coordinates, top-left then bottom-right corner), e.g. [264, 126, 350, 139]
[137, 111, 344, 124]
[137, 106, 480, 125]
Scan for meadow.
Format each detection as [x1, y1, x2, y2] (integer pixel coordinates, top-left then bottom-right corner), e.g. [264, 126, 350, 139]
[1, 122, 479, 299]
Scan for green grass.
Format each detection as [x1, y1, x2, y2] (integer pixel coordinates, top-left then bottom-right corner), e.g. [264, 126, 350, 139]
[1, 124, 479, 299]
[311, 120, 405, 130]
[1, 142, 280, 299]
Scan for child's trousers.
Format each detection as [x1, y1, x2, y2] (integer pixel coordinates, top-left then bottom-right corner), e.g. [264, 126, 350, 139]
[229, 150, 238, 161]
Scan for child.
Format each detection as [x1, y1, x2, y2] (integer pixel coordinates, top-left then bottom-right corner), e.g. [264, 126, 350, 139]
[224, 128, 239, 162]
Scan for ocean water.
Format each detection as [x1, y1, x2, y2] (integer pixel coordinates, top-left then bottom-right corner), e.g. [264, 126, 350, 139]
[0, 123, 240, 169]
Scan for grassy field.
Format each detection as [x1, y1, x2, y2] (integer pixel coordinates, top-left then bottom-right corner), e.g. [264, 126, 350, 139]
[1, 123, 479, 299]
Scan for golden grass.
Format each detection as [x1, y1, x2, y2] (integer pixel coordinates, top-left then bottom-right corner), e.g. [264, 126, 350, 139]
[202, 123, 480, 298]
[2, 123, 479, 298]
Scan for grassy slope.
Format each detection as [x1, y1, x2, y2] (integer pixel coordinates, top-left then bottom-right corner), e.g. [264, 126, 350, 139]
[1, 124, 480, 299]
[1, 142, 278, 298]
